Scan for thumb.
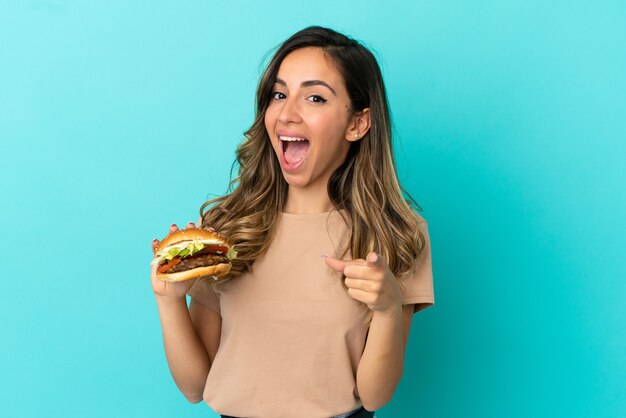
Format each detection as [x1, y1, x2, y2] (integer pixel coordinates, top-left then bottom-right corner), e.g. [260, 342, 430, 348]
[366, 251, 383, 267]
[322, 255, 348, 273]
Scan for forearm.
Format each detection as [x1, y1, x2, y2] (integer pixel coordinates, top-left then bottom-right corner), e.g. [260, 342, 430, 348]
[156, 295, 211, 403]
[356, 305, 404, 411]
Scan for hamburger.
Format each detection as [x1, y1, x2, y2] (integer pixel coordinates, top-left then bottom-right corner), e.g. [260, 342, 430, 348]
[151, 227, 237, 282]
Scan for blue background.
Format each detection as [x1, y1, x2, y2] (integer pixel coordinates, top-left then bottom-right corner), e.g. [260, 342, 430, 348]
[1, 1, 625, 417]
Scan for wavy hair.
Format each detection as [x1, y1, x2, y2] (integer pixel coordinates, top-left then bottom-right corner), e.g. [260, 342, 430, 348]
[199, 26, 426, 319]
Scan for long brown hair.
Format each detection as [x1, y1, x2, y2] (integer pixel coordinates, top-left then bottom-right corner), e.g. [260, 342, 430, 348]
[200, 26, 426, 308]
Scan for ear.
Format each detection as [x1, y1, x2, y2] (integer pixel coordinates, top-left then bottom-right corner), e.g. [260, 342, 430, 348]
[344, 108, 371, 142]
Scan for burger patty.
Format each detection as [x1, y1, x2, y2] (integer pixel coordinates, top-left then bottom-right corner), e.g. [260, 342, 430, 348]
[168, 253, 230, 273]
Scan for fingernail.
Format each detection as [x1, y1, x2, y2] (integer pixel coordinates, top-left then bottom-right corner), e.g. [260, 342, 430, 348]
[152, 238, 158, 243]
[320, 254, 329, 258]
[171, 223, 176, 227]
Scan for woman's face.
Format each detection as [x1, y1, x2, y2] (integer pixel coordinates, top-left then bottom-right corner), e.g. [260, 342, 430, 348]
[264, 47, 360, 191]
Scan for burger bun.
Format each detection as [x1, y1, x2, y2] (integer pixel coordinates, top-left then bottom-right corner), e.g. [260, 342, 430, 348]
[156, 228, 227, 253]
[155, 263, 232, 282]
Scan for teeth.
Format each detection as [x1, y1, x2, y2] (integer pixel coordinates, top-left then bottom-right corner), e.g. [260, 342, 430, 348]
[279, 135, 308, 142]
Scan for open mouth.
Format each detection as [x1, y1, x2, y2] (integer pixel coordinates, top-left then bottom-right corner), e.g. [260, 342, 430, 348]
[280, 136, 310, 166]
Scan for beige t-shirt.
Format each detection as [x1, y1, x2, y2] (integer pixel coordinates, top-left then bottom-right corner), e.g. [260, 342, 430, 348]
[187, 210, 435, 418]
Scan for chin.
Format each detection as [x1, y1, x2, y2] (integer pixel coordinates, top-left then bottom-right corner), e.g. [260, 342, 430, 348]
[281, 172, 311, 189]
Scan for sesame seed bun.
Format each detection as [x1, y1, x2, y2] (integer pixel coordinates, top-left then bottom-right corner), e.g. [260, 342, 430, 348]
[155, 228, 227, 253]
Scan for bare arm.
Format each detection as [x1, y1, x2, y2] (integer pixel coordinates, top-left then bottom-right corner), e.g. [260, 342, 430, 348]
[189, 298, 222, 365]
[356, 304, 414, 411]
[156, 295, 211, 403]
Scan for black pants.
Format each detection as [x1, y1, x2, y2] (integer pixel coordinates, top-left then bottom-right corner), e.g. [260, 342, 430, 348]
[221, 405, 375, 418]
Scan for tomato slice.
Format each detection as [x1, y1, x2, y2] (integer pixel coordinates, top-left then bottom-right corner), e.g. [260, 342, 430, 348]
[201, 244, 229, 255]
[157, 257, 181, 274]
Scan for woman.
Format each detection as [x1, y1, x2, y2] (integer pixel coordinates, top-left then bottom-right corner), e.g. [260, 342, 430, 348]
[151, 26, 435, 418]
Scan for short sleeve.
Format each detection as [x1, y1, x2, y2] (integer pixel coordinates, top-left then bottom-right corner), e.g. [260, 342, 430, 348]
[398, 220, 435, 314]
[187, 278, 221, 314]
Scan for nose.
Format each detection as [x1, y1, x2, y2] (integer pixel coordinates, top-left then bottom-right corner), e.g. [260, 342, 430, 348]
[277, 95, 303, 125]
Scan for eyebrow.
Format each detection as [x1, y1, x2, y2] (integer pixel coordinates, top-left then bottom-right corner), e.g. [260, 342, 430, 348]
[275, 78, 337, 96]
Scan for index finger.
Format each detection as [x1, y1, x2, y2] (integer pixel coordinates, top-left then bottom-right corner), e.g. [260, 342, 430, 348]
[323, 255, 367, 273]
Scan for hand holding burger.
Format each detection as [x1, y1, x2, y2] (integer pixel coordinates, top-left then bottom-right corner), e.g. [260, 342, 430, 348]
[150, 222, 237, 298]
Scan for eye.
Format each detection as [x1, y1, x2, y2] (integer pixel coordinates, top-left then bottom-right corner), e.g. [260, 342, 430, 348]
[271, 91, 286, 100]
[307, 95, 327, 104]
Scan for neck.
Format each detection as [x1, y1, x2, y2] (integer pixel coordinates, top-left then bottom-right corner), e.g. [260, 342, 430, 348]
[283, 183, 334, 214]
